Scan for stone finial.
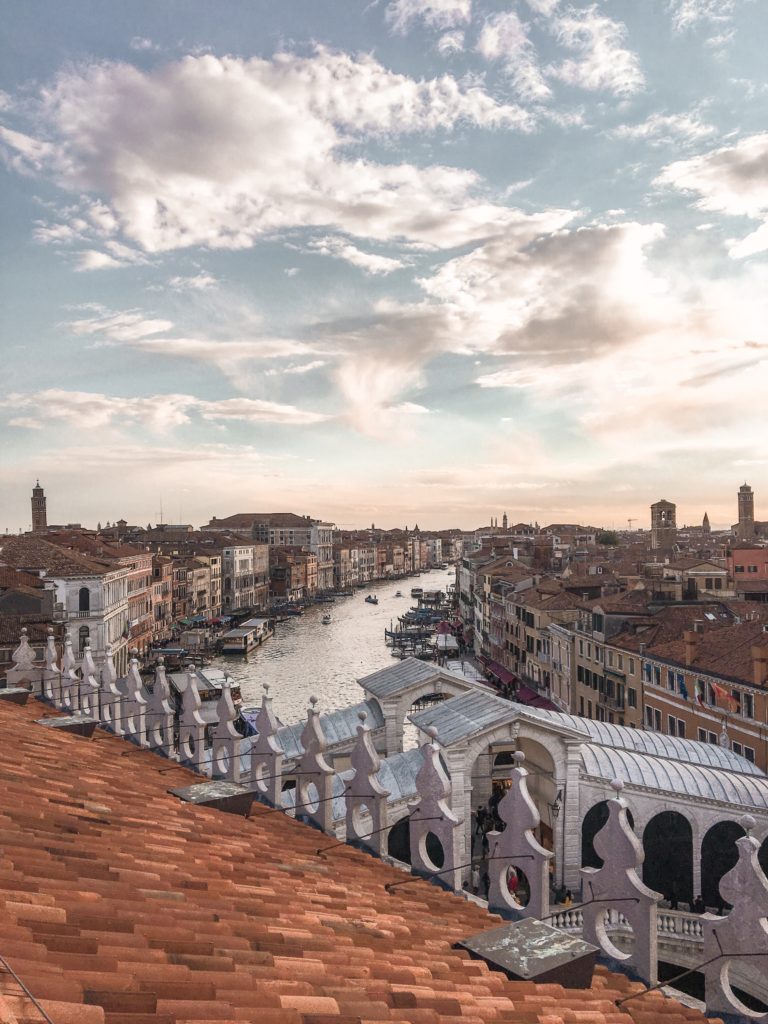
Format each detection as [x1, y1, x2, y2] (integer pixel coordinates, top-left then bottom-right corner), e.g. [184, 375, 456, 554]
[487, 762, 553, 921]
[610, 778, 624, 794]
[296, 697, 335, 834]
[79, 642, 100, 717]
[58, 631, 80, 713]
[345, 706, 391, 856]
[123, 654, 148, 747]
[147, 657, 175, 759]
[178, 664, 208, 774]
[249, 683, 284, 807]
[211, 680, 242, 783]
[739, 813, 756, 835]
[408, 729, 462, 892]
[703, 830, 768, 1019]
[580, 792, 660, 985]
[98, 643, 123, 735]
[41, 628, 61, 702]
[11, 628, 36, 673]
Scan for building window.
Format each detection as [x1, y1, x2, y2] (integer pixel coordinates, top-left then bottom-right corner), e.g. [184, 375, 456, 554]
[748, 566, 758, 573]
[587, 700, 593, 718]
[734, 565, 745, 573]
[745, 746, 755, 762]
[628, 687, 637, 708]
[618, 654, 624, 671]
[607, 650, 614, 668]
[743, 692, 754, 718]
[78, 587, 90, 612]
[78, 625, 89, 652]
[732, 741, 742, 756]
[677, 719, 686, 739]
[667, 669, 675, 691]
[628, 657, 635, 675]
[579, 696, 584, 715]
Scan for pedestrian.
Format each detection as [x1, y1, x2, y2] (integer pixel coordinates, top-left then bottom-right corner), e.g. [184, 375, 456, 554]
[693, 895, 706, 914]
[471, 863, 480, 895]
[475, 806, 486, 836]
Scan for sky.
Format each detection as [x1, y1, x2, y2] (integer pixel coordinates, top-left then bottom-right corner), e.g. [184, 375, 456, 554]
[1, 0, 767, 532]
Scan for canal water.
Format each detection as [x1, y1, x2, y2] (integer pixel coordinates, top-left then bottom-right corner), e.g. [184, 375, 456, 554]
[207, 568, 457, 727]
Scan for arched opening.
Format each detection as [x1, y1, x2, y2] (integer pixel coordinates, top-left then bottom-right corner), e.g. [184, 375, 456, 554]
[582, 801, 634, 868]
[78, 587, 90, 612]
[701, 820, 746, 909]
[760, 836, 768, 876]
[387, 815, 411, 864]
[643, 811, 693, 905]
[78, 625, 89, 653]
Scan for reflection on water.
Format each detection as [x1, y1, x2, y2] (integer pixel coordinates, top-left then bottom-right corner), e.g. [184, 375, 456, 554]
[208, 569, 456, 726]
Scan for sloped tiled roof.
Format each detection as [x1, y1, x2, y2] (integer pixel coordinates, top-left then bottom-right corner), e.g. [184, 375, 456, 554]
[0, 698, 719, 1024]
[358, 657, 470, 699]
[0, 536, 113, 577]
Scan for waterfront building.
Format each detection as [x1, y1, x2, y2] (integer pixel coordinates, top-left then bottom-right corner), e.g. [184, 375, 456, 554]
[0, 534, 131, 672]
[151, 554, 173, 642]
[220, 542, 269, 613]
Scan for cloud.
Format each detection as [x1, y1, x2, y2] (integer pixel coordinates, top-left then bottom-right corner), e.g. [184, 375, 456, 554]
[656, 133, 768, 256]
[668, 0, 738, 31]
[307, 235, 407, 274]
[611, 109, 716, 146]
[265, 360, 327, 377]
[1, 49, 537, 254]
[68, 310, 174, 342]
[129, 37, 159, 52]
[167, 272, 218, 290]
[476, 12, 552, 102]
[385, 0, 471, 33]
[549, 6, 644, 96]
[436, 30, 465, 55]
[0, 389, 329, 431]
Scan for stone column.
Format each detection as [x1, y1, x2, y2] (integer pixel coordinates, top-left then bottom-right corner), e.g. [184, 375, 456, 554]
[561, 740, 582, 890]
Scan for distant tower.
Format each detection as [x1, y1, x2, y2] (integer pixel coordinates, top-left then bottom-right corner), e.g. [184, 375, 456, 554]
[31, 480, 47, 534]
[702, 512, 711, 535]
[502, 512, 508, 531]
[650, 499, 676, 552]
[737, 483, 755, 541]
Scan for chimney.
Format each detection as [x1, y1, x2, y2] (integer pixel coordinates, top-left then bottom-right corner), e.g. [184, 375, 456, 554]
[683, 630, 698, 666]
[752, 645, 768, 687]
[639, 643, 647, 656]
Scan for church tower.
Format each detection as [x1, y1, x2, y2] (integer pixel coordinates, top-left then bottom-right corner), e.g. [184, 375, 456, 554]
[502, 512, 508, 531]
[702, 512, 711, 535]
[737, 483, 755, 541]
[31, 481, 47, 534]
[650, 499, 676, 552]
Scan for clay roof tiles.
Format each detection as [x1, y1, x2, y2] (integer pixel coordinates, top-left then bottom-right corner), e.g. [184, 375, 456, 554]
[0, 698, 719, 1024]
[0, 536, 114, 577]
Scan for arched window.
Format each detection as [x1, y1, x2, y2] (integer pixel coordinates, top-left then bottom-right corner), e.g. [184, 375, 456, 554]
[78, 587, 90, 612]
[643, 810, 693, 905]
[78, 625, 89, 653]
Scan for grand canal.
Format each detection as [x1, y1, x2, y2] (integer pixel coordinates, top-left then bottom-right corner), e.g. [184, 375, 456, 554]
[208, 567, 457, 726]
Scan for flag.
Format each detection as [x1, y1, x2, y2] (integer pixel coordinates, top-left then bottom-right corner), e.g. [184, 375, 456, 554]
[711, 682, 729, 706]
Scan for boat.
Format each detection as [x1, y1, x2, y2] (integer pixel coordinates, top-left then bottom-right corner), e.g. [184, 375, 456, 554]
[322, 613, 332, 624]
[394, 590, 403, 597]
[219, 617, 273, 654]
[365, 595, 379, 605]
[411, 587, 423, 599]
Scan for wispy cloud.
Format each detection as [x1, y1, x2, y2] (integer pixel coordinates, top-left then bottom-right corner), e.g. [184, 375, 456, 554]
[549, 6, 644, 96]
[385, 0, 471, 34]
[307, 236, 407, 275]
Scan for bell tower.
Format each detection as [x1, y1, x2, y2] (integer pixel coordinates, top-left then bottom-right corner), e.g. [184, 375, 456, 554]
[31, 480, 47, 533]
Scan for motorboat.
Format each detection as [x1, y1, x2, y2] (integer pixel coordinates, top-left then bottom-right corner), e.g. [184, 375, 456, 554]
[394, 590, 403, 597]
[365, 595, 379, 605]
[322, 613, 332, 624]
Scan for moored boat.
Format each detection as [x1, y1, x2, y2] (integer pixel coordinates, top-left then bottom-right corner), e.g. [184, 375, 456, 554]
[365, 594, 379, 605]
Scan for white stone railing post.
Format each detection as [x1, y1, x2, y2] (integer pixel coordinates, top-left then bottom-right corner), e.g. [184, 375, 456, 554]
[42, 628, 60, 703]
[345, 710, 390, 856]
[79, 642, 100, 717]
[58, 632, 80, 712]
[408, 726, 462, 892]
[487, 751, 553, 920]
[210, 681, 242, 782]
[6, 627, 41, 692]
[295, 696, 335, 833]
[98, 643, 123, 735]
[146, 657, 176, 759]
[703, 814, 768, 1021]
[178, 664, 208, 774]
[122, 651, 149, 747]
[580, 780, 661, 985]
[248, 684, 284, 806]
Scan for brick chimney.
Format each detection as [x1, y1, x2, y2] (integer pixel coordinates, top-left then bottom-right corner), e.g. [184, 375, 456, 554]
[752, 644, 768, 687]
[683, 630, 698, 666]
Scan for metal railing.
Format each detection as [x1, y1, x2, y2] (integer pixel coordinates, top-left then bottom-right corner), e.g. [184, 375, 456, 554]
[0, 954, 55, 1023]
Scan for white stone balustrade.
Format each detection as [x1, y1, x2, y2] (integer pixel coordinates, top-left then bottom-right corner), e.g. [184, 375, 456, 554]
[580, 780, 661, 985]
[210, 681, 242, 782]
[295, 697, 335, 834]
[42, 629, 60, 703]
[146, 658, 176, 759]
[248, 684, 284, 807]
[703, 814, 768, 1021]
[6, 628, 41, 692]
[345, 710, 390, 856]
[486, 751, 552, 920]
[123, 653, 148, 747]
[58, 632, 80, 713]
[79, 642, 100, 718]
[408, 726, 462, 892]
[178, 664, 208, 774]
[98, 643, 123, 735]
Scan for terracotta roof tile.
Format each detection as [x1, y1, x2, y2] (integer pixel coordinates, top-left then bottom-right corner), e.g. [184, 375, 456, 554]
[0, 699, 720, 1024]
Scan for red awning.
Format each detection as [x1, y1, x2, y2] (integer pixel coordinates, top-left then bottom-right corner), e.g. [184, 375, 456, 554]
[485, 659, 518, 687]
[516, 684, 559, 711]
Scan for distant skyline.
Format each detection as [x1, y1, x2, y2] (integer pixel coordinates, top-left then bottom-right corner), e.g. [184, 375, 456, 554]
[1, 1, 767, 531]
